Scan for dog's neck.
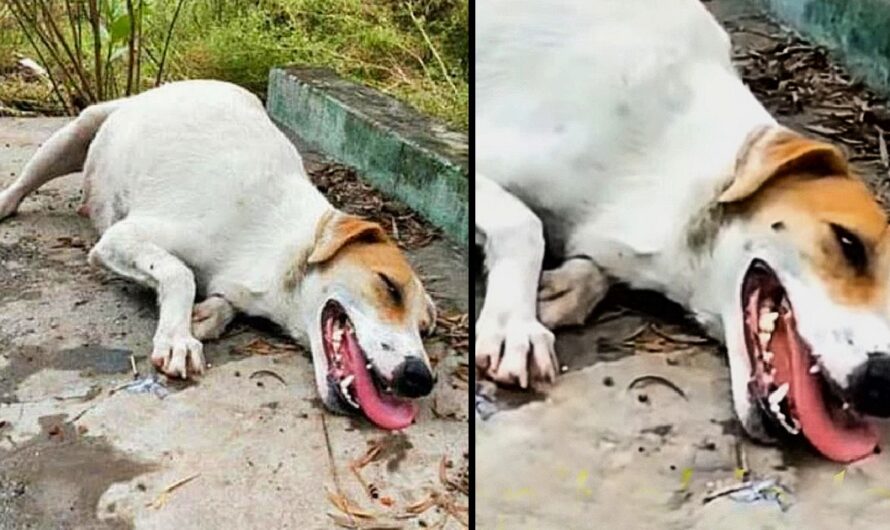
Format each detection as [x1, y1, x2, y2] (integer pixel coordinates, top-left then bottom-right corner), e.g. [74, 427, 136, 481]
[206, 181, 334, 341]
[621, 72, 781, 337]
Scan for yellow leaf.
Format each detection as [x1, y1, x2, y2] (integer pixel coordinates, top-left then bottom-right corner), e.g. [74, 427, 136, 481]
[834, 469, 846, 485]
[680, 468, 694, 490]
[868, 486, 890, 499]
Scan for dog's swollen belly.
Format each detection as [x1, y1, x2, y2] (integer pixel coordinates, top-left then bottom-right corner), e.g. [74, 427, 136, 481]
[476, 0, 890, 463]
[0, 80, 439, 431]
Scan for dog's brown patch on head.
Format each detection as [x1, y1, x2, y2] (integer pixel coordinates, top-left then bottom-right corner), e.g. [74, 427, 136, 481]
[335, 239, 418, 324]
[723, 127, 890, 308]
[309, 212, 428, 325]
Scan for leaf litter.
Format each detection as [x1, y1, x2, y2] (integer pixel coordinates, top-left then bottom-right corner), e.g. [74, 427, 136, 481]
[725, 17, 890, 198]
[326, 434, 468, 529]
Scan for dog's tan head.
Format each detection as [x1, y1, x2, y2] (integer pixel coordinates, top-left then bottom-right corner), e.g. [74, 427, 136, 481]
[299, 212, 436, 430]
[712, 126, 890, 462]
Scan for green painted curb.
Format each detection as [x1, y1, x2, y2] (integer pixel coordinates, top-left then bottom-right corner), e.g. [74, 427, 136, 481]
[266, 67, 468, 244]
[761, 0, 890, 97]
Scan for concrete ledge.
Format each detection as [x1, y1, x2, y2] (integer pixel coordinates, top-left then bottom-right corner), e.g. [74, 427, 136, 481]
[761, 0, 890, 96]
[266, 67, 468, 244]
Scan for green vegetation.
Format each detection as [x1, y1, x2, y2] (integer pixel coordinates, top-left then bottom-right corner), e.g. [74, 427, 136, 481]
[0, 0, 467, 129]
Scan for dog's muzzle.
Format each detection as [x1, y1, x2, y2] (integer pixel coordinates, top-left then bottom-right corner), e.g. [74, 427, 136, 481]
[392, 357, 435, 398]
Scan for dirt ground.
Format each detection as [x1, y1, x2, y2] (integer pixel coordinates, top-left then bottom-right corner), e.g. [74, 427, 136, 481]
[476, 0, 890, 528]
[0, 119, 469, 529]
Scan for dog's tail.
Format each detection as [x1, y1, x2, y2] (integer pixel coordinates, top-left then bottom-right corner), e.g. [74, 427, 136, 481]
[0, 98, 123, 221]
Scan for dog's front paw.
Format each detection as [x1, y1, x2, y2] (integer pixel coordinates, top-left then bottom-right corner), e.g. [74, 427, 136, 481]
[152, 332, 205, 379]
[475, 316, 557, 389]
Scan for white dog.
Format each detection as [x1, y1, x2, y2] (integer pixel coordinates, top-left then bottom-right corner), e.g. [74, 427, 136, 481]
[476, 0, 890, 462]
[0, 80, 438, 430]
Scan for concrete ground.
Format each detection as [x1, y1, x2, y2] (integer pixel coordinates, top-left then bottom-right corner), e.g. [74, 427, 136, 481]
[0, 118, 468, 529]
[476, 0, 890, 528]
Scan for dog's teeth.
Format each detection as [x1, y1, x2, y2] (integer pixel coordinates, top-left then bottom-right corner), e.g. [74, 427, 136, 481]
[340, 376, 359, 408]
[763, 373, 773, 384]
[809, 364, 820, 374]
[777, 414, 801, 435]
[769, 383, 789, 404]
[332, 338, 341, 351]
[763, 350, 774, 363]
[343, 390, 359, 408]
[366, 363, 372, 370]
[759, 312, 778, 333]
[769, 402, 800, 435]
[843, 402, 851, 411]
[758, 332, 771, 349]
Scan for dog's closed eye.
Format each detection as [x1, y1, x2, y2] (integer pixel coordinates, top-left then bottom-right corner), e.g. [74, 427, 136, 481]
[377, 272, 402, 305]
[830, 223, 868, 274]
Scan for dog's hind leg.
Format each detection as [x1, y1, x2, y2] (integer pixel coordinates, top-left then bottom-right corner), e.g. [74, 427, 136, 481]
[0, 100, 120, 220]
[191, 295, 236, 341]
[89, 218, 204, 379]
[538, 257, 609, 328]
[475, 174, 557, 388]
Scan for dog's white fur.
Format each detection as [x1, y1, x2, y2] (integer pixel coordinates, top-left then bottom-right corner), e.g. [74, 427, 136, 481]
[0, 80, 435, 416]
[476, 0, 890, 438]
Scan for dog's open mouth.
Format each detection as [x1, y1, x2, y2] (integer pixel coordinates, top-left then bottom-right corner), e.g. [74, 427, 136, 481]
[742, 259, 878, 462]
[321, 300, 418, 430]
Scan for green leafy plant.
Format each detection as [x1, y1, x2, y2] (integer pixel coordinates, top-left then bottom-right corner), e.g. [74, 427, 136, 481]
[3, 0, 185, 111]
[1, 0, 468, 128]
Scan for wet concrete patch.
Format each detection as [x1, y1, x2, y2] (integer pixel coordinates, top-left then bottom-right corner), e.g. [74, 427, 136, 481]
[0, 346, 133, 404]
[0, 414, 153, 530]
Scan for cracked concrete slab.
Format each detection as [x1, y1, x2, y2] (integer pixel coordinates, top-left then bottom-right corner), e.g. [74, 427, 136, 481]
[0, 117, 468, 529]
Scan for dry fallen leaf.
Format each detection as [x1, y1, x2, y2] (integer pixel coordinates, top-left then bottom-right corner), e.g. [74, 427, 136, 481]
[327, 512, 403, 529]
[235, 337, 299, 356]
[327, 489, 378, 519]
[145, 473, 200, 510]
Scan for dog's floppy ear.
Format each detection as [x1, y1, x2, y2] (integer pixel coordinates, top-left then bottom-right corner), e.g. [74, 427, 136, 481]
[309, 212, 388, 265]
[718, 126, 849, 203]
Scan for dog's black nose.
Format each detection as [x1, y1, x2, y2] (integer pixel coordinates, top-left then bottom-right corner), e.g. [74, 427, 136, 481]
[850, 355, 890, 417]
[393, 357, 434, 398]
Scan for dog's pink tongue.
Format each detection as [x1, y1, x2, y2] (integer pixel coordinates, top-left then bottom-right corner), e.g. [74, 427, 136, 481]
[345, 332, 417, 430]
[786, 313, 878, 462]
